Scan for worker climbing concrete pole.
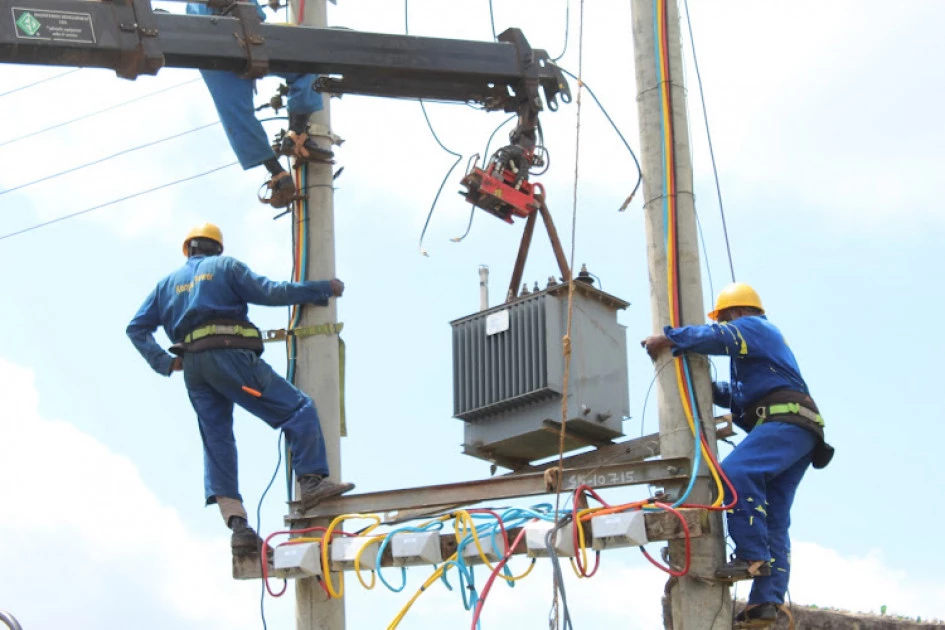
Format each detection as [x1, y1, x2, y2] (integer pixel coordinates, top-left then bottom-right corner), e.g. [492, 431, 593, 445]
[290, 0, 345, 628]
[629, 0, 731, 627]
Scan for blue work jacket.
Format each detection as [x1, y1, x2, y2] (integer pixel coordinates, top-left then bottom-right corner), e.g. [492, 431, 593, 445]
[127, 255, 333, 376]
[663, 315, 810, 424]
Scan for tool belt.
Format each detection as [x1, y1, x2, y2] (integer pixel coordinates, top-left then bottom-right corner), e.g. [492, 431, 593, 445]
[170, 319, 264, 356]
[751, 389, 835, 470]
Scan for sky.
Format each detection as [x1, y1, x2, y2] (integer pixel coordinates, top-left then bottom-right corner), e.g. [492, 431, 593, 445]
[1, 0, 943, 628]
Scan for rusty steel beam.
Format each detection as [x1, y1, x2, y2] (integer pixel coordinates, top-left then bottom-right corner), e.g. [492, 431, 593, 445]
[287, 457, 691, 522]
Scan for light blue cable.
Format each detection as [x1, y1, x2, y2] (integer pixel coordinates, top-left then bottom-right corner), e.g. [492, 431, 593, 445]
[375, 521, 446, 593]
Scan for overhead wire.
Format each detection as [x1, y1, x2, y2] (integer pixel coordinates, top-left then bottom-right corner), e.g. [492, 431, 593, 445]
[551, 0, 571, 62]
[0, 68, 81, 99]
[487, 0, 497, 40]
[681, 0, 736, 283]
[0, 121, 222, 197]
[0, 161, 238, 242]
[0, 78, 200, 150]
[404, 0, 466, 256]
[553, 66, 643, 211]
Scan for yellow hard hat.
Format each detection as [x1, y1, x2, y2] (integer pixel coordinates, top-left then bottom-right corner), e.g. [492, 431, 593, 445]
[182, 223, 223, 257]
[708, 282, 764, 321]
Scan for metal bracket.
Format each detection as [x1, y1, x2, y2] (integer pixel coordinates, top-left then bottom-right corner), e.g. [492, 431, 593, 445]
[212, 0, 268, 79]
[107, 0, 164, 79]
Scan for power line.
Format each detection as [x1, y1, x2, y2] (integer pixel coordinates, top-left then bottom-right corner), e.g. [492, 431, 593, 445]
[682, 0, 736, 283]
[405, 0, 465, 255]
[0, 78, 200, 150]
[0, 68, 81, 99]
[554, 66, 643, 211]
[0, 121, 221, 197]
[488, 0, 497, 40]
[0, 161, 238, 242]
[552, 0, 571, 62]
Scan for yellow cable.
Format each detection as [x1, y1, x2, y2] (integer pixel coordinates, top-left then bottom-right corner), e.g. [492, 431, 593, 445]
[387, 552, 459, 630]
[321, 513, 383, 599]
[353, 534, 386, 590]
[504, 558, 536, 582]
[453, 510, 502, 572]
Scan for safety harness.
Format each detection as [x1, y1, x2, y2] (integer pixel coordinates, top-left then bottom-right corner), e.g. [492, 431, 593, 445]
[172, 320, 263, 355]
[751, 389, 835, 469]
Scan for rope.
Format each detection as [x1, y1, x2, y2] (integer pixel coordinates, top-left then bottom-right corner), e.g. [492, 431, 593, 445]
[549, 2, 585, 628]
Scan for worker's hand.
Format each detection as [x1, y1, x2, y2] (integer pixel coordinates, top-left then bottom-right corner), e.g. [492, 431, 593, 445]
[640, 334, 673, 360]
[170, 357, 184, 373]
[330, 279, 345, 297]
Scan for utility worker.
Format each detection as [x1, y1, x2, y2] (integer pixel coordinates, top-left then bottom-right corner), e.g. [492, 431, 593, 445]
[186, 1, 334, 209]
[641, 282, 832, 626]
[127, 223, 354, 556]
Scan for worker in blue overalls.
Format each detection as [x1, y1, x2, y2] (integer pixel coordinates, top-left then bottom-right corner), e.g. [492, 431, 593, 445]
[127, 223, 353, 555]
[186, 1, 334, 209]
[642, 283, 832, 626]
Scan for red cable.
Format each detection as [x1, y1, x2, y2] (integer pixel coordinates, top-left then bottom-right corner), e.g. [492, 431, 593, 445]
[571, 485, 608, 577]
[638, 502, 690, 577]
[297, 0, 306, 23]
[470, 527, 530, 629]
[681, 432, 739, 511]
[261, 526, 329, 597]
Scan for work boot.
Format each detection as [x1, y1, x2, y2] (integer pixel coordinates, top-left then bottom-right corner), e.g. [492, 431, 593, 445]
[259, 171, 303, 209]
[229, 517, 264, 557]
[279, 131, 334, 164]
[734, 603, 779, 627]
[714, 557, 771, 582]
[297, 474, 355, 508]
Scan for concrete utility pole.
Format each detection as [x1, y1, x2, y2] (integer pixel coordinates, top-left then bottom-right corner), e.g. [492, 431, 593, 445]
[290, 0, 344, 628]
[629, 1, 731, 628]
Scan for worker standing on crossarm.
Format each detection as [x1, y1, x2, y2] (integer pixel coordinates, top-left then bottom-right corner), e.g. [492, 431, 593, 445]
[641, 282, 833, 626]
[126, 223, 354, 556]
[186, 0, 334, 209]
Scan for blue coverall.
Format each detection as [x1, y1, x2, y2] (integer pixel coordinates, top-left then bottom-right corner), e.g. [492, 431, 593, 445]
[127, 254, 333, 506]
[664, 315, 819, 606]
[186, 1, 324, 170]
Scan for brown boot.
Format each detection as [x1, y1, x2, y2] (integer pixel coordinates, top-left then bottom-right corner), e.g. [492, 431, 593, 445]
[229, 517, 263, 556]
[714, 558, 771, 582]
[259, 171, 303, 208]
[297, 474, 354, 508]
[279, 131, 334, 164]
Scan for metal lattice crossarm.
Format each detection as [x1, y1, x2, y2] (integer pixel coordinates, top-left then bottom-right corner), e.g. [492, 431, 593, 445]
[0, 0, 570, 112]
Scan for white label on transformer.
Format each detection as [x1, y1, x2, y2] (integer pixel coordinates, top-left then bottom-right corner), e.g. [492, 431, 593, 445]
[486, 309, 510, 336]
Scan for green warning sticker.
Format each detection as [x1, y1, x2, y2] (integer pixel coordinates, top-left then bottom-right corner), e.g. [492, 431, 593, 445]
[12, 7, 95, 43]
[14, 11, 41, 36]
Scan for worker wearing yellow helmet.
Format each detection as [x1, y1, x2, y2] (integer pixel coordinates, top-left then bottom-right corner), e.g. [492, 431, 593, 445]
[642, 282, 833, 626]
[127, 223, 354, 557]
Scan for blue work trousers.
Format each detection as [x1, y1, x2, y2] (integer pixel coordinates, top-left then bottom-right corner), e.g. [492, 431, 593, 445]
[722, 422, 817, 605]
[186, 3, 324, 170]
[182, 348, 329, 505]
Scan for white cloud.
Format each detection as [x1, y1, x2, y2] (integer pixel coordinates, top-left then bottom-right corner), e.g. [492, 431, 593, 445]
[790, 542, 945, 621]
[0, 356, 292, 630]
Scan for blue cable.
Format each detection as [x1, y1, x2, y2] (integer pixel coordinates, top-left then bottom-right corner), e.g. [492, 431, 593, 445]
[375, 521, 447, 593]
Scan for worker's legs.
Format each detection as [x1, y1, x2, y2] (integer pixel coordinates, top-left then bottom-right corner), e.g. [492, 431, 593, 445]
[194, 349, 330, 478]
[197, 69, 276, 170]
[282, 73, 324, 116]
[182, 360, 242, 506]
[722, 422, 817, 564]
[748, 453, 812, 605]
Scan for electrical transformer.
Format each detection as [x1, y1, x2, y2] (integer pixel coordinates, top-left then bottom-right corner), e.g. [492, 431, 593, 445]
[451, 281, 629, 467]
